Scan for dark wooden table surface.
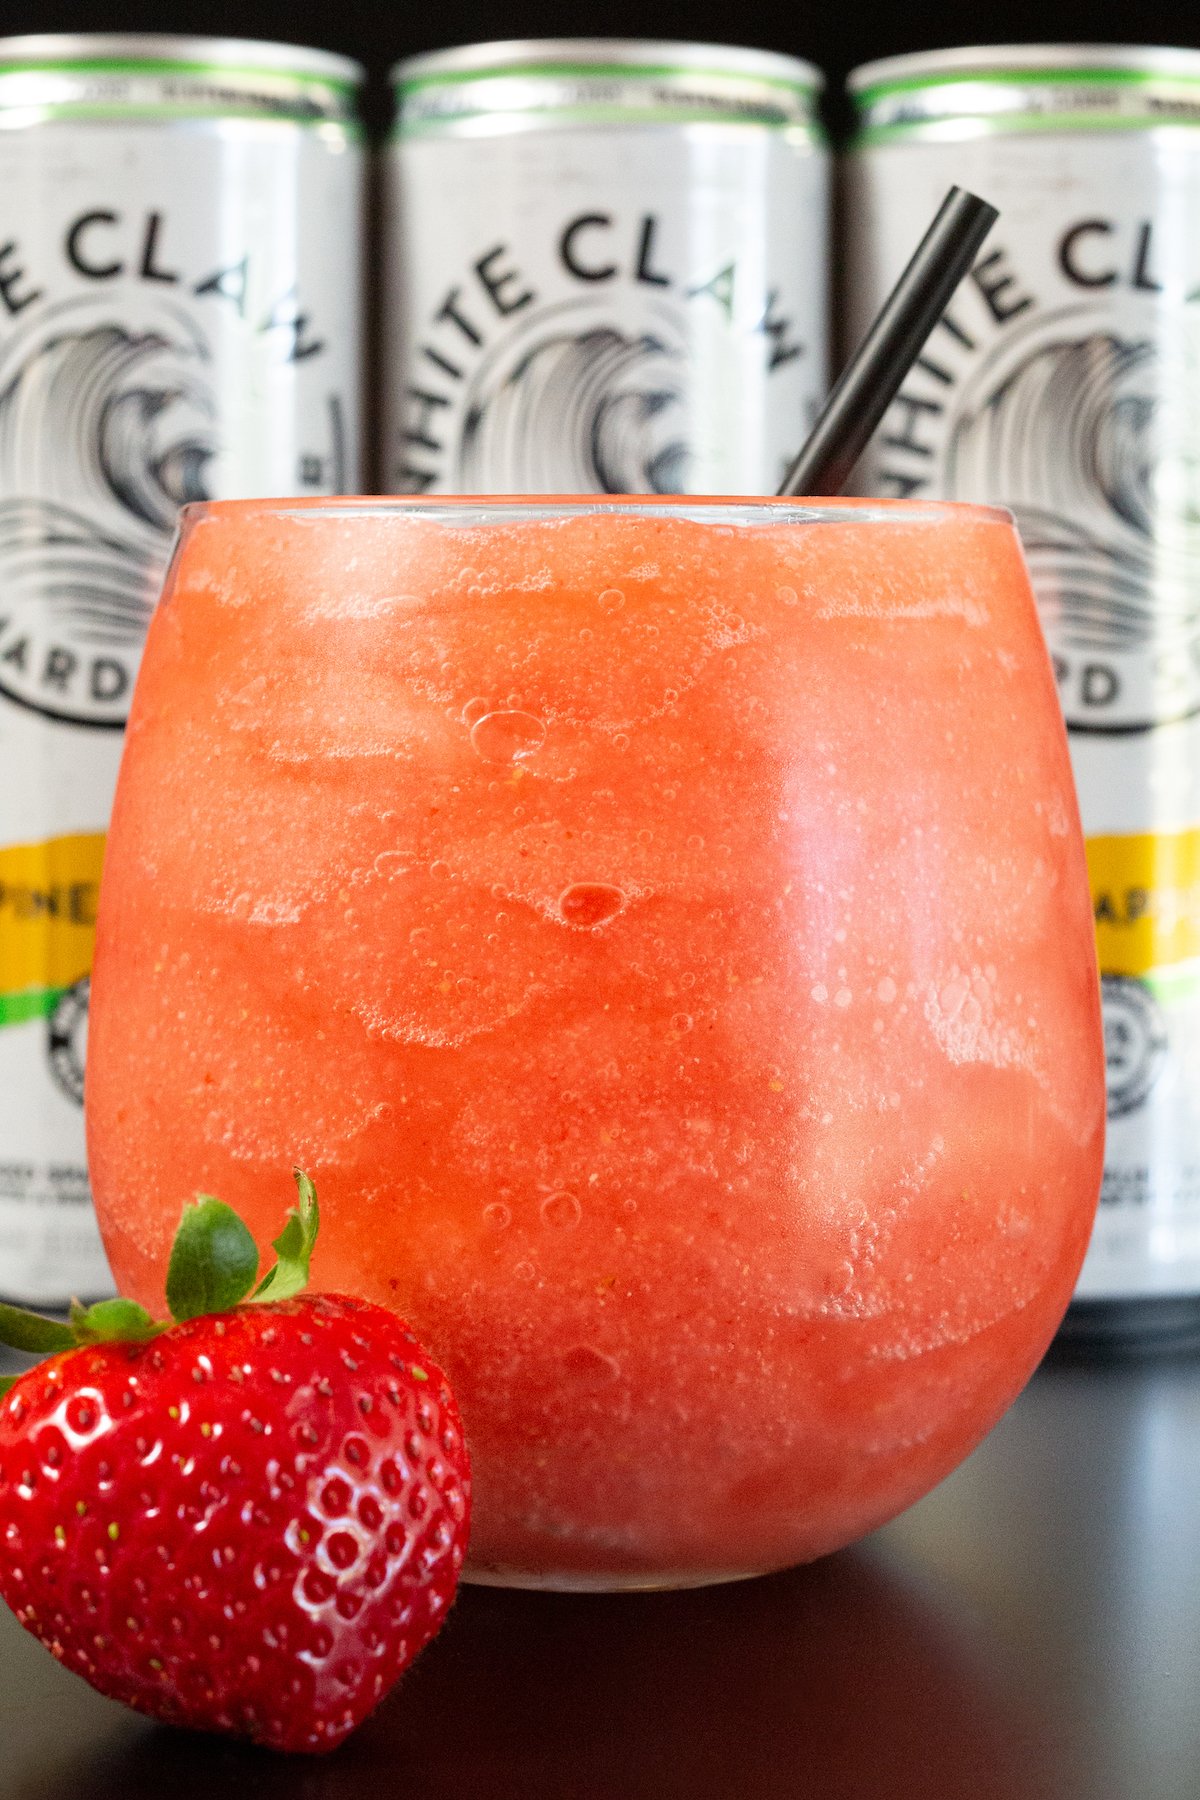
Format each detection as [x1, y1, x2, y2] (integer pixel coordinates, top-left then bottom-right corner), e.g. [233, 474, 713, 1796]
[2, 1344, 1198, 1800]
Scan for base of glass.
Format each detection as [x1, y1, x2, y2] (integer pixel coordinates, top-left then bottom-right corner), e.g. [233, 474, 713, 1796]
[462, 1563, 765, 1594]
[1055, 1294, 1200, 1357]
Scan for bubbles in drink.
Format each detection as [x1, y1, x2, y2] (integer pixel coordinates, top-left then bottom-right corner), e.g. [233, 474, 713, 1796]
[558, 883, 625, 928]
[540, 1191, 581, 1229]
[248, 898, 303, 925]
[470, 710, 546, 764]
[373, 851, 408, 878]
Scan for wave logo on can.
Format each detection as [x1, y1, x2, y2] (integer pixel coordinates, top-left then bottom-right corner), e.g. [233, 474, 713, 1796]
[395, 216, 808, 496]
[946, 308, 1200, 735]
[0, 292, 215, 730]
[0, 200, 346, 732]
[867, 224, 1200, 736]
[457, 298, 689, 494]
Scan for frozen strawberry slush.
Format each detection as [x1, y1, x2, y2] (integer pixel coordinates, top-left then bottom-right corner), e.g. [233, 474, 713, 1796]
[87, 499, 1104, 1587]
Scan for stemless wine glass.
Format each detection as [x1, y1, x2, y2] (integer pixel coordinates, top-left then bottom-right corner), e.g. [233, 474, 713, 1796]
[87, 497, 1105, 1590]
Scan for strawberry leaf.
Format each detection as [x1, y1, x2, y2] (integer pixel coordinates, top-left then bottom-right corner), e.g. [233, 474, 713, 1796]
[0, 1376, 18, 1398]
[252, 1169, 320, 1304]
[0, 1302, 76, 1356]
[69, 1298, 162, 1345]
[166, 1197, 260, 1323]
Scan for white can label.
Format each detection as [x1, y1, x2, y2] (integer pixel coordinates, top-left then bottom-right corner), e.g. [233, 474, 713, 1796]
[0, 118, 362, 1303]
[848, 128, 1200, 1299]
[384, 125, 828, 496]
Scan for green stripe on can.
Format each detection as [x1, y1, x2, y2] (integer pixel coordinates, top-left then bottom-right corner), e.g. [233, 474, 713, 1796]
[855, 65, 1200, 106]
[1146, 965, 1200, 1005]
[0, 56, 359, 94]
[853, 64, 1200, 142]
[0, 987, 66, 1028]
[0, 55, 361, 125]
[398, 61, 817, 96]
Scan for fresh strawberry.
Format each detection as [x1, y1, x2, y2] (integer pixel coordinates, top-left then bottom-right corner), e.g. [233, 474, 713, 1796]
[0, 1172, 470, 1753]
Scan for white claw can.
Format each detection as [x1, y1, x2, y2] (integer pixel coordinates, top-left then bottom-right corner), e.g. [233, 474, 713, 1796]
[0, 34, 364, 1305]
[846, 45, 1200, 1324]
[382, 38, 829, 496]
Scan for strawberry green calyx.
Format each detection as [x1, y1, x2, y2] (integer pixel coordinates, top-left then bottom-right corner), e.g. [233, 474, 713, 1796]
[69, 1297, 161, 1344]
[0, 1305, 75, 1357]
[165, 1199, 262, 1321]
[167, 1168, 318, 1317]
[0, 1167, 320, 1392]
[253, 1168, 320, 1303]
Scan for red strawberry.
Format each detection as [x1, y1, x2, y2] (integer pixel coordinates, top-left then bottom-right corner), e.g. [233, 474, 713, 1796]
[0, 1172, 470, 1753]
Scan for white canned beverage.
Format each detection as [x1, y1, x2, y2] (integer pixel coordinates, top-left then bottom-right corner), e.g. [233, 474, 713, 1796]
[0, 34, 364, 1305]
[846, 46, 1200, 1330]
[383, 39, 828, 495]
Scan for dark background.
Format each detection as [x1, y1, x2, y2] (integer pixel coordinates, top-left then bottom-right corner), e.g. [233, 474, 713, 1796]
[10, 0, 1197, 140]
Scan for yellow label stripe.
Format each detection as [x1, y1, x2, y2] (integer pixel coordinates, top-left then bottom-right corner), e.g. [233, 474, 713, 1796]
[1087, 826, 1200, 977]
[0, 833, 106, 1021]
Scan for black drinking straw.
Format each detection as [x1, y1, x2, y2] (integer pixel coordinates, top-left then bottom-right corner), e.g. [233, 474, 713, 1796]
[778, 186, 999, 499]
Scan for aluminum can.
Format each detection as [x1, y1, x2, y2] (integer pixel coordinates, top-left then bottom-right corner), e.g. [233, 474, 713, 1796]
[0, 34, 364, 1305]
[846, 45, 1200, 1316]
[383, 39, 828, 495]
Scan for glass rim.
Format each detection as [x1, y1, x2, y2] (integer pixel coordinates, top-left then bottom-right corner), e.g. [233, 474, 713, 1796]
[179, 495, 1015, 528]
